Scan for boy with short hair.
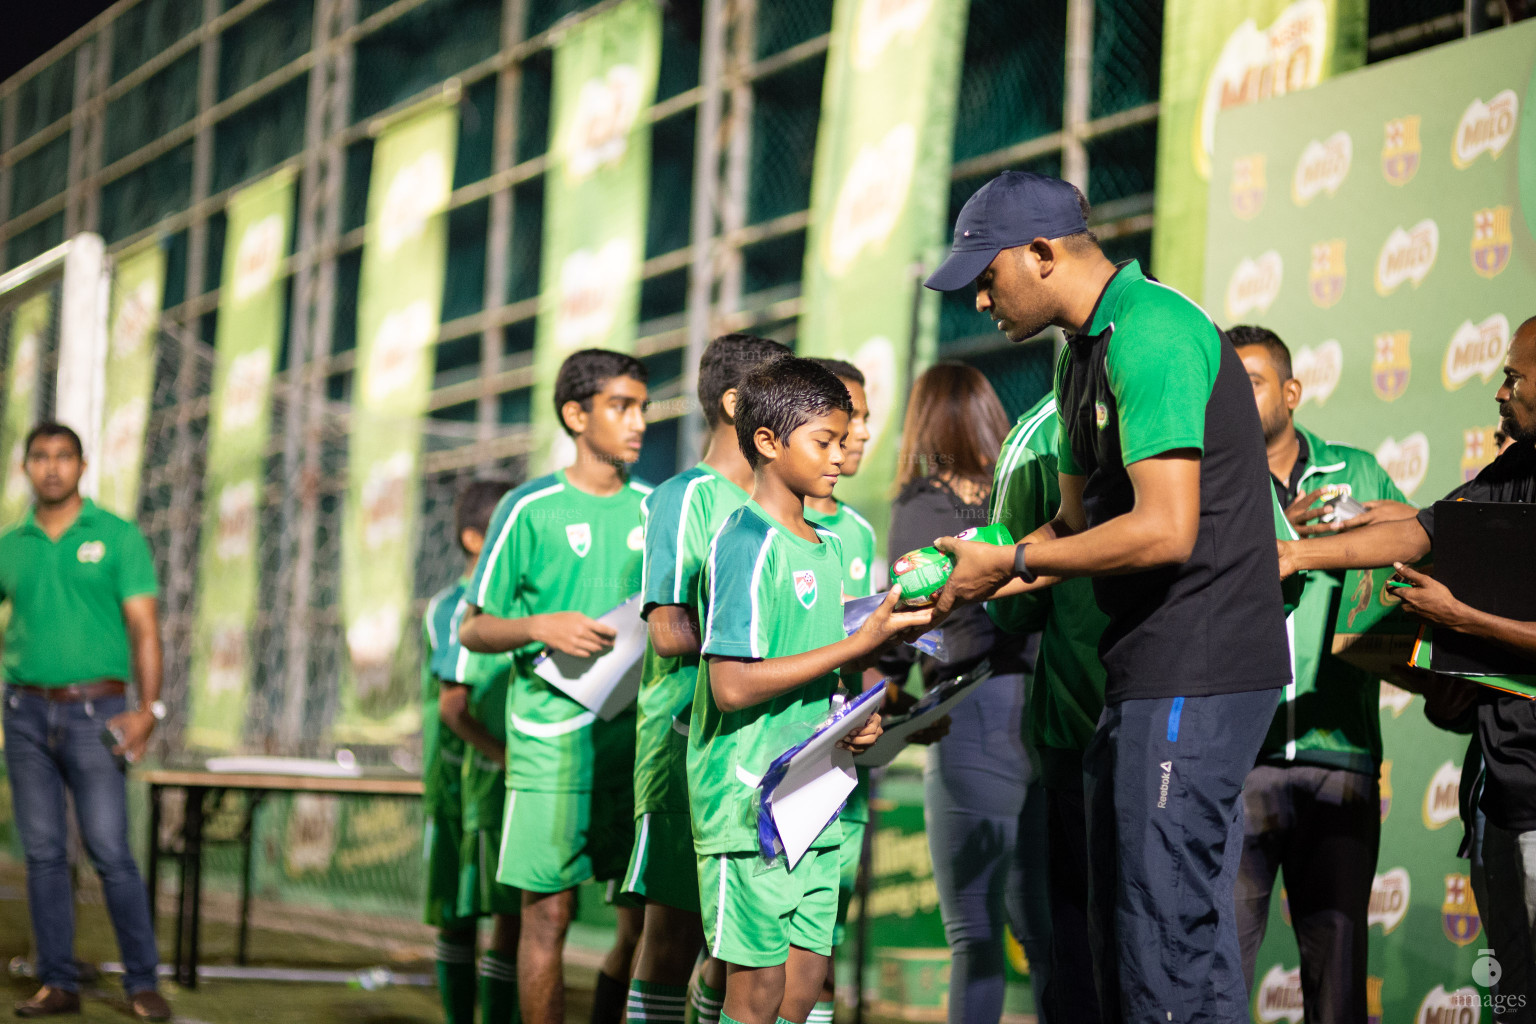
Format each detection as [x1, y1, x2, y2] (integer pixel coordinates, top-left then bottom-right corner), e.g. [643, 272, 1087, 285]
[804, 358, 879, 1024]
[691, 357, 932, 1024]
[622, 334, 791, 1024]
[458, 349, 652, 1024]
[431, 479, 520, 1023]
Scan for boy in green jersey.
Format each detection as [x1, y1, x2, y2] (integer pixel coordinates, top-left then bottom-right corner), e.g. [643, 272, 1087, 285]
[623, 335, 790, 1024]
[459, 350, 651, 1024]
[803, 358, 879, 1024]
[691, 358, 932, 1024]
[432, 480, 520, 1023]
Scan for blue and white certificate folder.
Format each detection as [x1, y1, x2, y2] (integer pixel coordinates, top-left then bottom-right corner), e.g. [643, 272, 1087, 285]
[757, 683, 887, 868]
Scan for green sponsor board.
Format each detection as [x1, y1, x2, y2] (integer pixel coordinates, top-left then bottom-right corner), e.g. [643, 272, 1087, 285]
[797, 0, 968, 547]
[187, 170, 294, 751]
[0, 293, 49, 528]
[336, 101, 457, 745]
[1204, 22, 1536, 1022]
[98, 243, 166, 520]
[529, 0, 660, 471]
[1152, 0, 1365, 295]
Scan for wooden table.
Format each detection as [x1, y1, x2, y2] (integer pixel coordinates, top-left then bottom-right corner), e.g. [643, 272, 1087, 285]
[138, 766, 423, 988]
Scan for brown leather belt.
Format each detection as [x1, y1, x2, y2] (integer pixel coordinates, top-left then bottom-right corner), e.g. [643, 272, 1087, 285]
[9, 680, 127, 702]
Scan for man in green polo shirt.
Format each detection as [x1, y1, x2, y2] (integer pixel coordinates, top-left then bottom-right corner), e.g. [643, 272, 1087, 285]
[0, 422, 171, 1021]
[1229, 326, 1417, 1023]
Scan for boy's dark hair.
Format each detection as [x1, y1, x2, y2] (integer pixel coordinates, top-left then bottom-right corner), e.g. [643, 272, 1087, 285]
[809, 357, 865, 388]
[24, 421, 83, 459]
[456, 479, 512, 554]
[554, 349, 649, 435]
[735, 357, 853, 468]
[1227, 325, 1293, 381]
[697, 334, 792, 428]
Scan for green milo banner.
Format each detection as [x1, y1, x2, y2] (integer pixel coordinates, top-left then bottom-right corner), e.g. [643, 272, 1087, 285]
[529, 0, 659, 471]
[187, 170, 294, 751]
[0, 293, 50, 528]
[1152, 0, 1366, 296]
[98, 243, 166, 519]
[336, 101, 457, 745]
[798, 0, 968, 544]
[1204, 20, 1536, 1023]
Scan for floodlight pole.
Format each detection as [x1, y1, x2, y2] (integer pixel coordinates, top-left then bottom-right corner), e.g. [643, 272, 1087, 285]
[1062, 0, 1094, 195]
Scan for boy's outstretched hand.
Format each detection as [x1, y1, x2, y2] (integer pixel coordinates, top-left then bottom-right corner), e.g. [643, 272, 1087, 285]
[837, 712, 883, 753]
[856, 585, 935, 646]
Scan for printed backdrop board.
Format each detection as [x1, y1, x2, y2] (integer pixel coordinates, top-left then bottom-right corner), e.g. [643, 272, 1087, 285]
[1205, 20, 1536, 1023]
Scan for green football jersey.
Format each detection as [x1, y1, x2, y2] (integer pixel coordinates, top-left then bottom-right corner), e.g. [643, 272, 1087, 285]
[635, 463, 751, 816]
[805, 500, 878, 600]
[422, 581, 468, 818]
[434, 586, 514, 832]
[690, 501, 847, 855]
[469, 469, 649, 793]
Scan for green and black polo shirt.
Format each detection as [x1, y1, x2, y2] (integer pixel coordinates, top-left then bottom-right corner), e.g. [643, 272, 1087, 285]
[1054, 259, 1290, 704]
[0, 498, 158, 686]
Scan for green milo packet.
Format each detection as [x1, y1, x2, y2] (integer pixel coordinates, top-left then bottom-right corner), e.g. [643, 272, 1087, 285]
[891, 522, 1015, 606]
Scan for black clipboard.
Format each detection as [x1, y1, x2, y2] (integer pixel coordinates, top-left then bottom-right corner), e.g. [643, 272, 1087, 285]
[1430, 500, 1536, 676]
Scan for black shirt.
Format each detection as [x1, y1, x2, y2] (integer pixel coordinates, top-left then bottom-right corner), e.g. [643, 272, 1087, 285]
[1055, 260, 1290, 703]
[1418, 439, 1536, 832]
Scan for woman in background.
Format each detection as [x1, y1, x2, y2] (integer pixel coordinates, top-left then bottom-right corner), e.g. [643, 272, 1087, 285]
[881, 363, 1052, 1024]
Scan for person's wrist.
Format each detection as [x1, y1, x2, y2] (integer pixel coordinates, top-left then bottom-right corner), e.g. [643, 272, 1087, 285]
[1012, 542, 1037, 584]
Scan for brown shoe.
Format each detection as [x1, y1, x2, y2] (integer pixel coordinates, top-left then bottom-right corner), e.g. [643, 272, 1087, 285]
[13, 986, 80, 1017]
[129, 990, 171, 1022]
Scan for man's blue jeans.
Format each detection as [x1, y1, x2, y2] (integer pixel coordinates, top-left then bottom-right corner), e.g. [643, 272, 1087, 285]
[2, 686, 159, 995]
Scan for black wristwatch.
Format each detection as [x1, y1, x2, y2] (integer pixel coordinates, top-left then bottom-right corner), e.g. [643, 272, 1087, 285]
[1012, 543, 1036, 584]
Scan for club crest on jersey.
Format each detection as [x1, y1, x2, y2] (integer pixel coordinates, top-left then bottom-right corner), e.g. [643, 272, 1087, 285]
[626, 525, 644, 551]
[851, 557, 867, 581]
[1230, 154, 1265, 219]
[1308, 240, 1345, 308]
[1471, 206, 1512, 279]
[1380, 116, 1420, 185]
[566, 522, 592, 558]
[1379, 760, 1392, 822]
[1462, 426, 1500, 481]
[1094, 401, 1109, 430]
[1442, 873, 1481, 946]
[1370, 331, 1410, 401]
[77, 541, 105, 564]
[793, 570, 817, 609]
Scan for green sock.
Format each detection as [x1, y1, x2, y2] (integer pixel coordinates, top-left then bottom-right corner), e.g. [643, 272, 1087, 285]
[435, 935, 478, 1024]
[690, 980, 725, 1024]
[480, 950, 519, 1024]
[627, 979, 690, 1024]
[719, 1013, 747, 1024]
[807, 1000, 835, 1024]
[775, 1017, 798, 1024]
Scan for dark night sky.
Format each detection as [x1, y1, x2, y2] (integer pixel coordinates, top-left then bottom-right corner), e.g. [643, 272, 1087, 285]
[1, 1, 117, 84]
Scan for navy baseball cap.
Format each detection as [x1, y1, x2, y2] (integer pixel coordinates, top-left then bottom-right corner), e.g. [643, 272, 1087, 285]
[924, 171, 1089, 291]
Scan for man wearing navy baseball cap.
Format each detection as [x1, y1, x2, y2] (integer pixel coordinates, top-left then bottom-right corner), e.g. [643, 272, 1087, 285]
[923, 172, 1291, 1023]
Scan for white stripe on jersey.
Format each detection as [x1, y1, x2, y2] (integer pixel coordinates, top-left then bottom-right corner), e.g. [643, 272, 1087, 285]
[673, 474, 710, 604]
[991, 398, 1058, 519]
[747, 528, 777, 659]
[475, 482, 565, 607]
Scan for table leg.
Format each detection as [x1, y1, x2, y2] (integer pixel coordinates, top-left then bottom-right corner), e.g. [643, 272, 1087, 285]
[172, 787, 188, 986]
[176, 786, 206, 990]
[237, 791, 267, 965]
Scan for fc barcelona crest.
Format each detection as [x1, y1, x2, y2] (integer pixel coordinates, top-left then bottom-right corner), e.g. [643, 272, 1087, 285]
[1308, 240, 1346, 308]
[1230, 155, 1265, 220]
[1462, 426, 1499, 481]
[1371, 331, 1411, 402]
[1381, 116, 1420, 186]
[793, 570, 817, 609]
[1441, 873, 1481, 946]
[1471, 206, 1512, 279]
[566, 522, 592, 558]
[1379, 760, 1392, 822]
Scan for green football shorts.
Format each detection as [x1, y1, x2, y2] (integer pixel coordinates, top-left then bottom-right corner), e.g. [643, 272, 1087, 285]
[458, 826, 522, 917]
[697, 847, 839, 967]
[620, 811, 701, 913]
[423, 811, 476, 928]
[496, 787, 635, 894]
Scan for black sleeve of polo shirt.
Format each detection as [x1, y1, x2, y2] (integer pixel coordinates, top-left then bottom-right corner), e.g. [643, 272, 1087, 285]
[1415, 442, 1536, 545]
